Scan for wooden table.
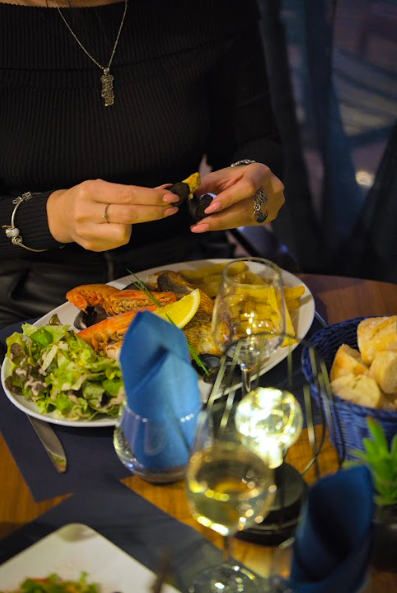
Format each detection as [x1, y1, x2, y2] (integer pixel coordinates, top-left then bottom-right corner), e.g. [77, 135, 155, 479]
[1, 274, 397, 590]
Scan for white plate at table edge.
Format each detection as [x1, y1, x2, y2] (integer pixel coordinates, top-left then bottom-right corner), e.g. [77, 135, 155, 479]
[0, 523, 180, 592]
[1, 259, 315, 428]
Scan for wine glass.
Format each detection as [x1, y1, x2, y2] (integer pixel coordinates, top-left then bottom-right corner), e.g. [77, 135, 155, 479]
[212, 258, 286, 395]
[185, 402, 277, 593]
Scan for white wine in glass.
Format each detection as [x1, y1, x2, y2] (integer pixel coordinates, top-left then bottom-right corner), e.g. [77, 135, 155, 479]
[187, 441, 275, 536]
[186, 410, 276, 593]
[212, 258, 286, 395]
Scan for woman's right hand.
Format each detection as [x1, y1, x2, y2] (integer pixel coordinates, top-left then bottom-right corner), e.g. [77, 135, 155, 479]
[46, 179, 179, 252]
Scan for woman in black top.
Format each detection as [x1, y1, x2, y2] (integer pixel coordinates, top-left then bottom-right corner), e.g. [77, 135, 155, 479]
[0, 0, 285, 327]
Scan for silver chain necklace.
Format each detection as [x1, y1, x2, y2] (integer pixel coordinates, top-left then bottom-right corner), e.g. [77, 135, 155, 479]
[57, 0, 129, 107]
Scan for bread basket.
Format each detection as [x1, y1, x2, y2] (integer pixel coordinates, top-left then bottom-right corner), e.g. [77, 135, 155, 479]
[301, 317, 397, 460]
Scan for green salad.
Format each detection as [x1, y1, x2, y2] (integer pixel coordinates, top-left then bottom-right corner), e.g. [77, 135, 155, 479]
[5, 315, 124, 421]
[2, 573, 98, 593]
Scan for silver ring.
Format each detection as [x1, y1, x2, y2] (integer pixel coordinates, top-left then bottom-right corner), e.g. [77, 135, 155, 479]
[102, 204, 110, 223]
[252, 188, 268, 223]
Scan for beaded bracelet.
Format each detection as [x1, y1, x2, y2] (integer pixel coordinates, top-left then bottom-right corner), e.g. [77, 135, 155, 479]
[2, 192, 48, 252]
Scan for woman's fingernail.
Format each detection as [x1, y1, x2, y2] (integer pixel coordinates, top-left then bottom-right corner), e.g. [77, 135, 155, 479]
[164, 206, 179, 216]
[204, 201, 221, 214]
[191, 223, 210, 233]
[163, 193, 179, 203]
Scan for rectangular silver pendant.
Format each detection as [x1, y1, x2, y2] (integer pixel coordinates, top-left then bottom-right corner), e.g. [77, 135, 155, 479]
[101, 69, 115, 107]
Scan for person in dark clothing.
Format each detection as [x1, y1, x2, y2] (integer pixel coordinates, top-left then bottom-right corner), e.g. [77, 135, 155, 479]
[0, 0, 285, 327]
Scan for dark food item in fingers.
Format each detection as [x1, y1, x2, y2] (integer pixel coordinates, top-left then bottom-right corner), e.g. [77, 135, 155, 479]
[189, 192, 214, 221]
[168, 181, 190, 207]
[168, 172, 213, 221]
[168, 172, 201, 207]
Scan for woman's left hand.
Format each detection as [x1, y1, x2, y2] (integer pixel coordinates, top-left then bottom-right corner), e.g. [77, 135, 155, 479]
[190, 162, 285, 233]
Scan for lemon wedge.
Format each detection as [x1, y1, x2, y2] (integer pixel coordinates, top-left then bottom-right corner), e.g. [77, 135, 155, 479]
[155, 288, 201, 328]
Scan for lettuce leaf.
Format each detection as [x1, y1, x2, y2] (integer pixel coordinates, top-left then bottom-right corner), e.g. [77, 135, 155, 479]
[5, 319, 124, 420]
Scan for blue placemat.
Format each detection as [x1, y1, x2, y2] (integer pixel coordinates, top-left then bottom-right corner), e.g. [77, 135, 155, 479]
[0, 317, 324, 502]
[0, 321, 130, 502]
[0, 478, 223, 593]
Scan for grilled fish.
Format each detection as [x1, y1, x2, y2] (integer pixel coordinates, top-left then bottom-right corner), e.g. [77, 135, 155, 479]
[150, 271, 222, 355]
[149, 270, 196, 295]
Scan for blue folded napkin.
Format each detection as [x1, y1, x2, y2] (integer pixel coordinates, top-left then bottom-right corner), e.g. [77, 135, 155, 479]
[287, 466, 374, 593]
[119, 311, 201, 471]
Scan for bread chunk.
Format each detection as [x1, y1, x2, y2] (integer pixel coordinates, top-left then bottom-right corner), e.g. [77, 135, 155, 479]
[331, 374, 381, 408]
[380, 393, 397, 411]
[357, 316, 397, 365]
[369, 351, 397, 394]
[330, 344, 368, 381]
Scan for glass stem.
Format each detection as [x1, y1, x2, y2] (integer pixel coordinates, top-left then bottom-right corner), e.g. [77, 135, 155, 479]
[241, 367, 252, 396]
[223, 535, 233, 563]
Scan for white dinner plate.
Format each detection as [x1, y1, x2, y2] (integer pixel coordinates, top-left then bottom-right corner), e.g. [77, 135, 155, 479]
[1, 259, 315, 427]
[0, 523, 180, 592]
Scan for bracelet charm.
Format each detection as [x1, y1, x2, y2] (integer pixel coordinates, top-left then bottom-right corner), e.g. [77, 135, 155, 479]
[5, 226, 21, 239]
[2, 192, 48, 253]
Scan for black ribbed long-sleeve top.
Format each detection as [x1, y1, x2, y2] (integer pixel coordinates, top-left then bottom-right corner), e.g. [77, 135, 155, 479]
[0, 0, 282, 259]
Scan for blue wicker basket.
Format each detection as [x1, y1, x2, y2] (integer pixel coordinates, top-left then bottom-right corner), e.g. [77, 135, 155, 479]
[301, 317, 397, 460]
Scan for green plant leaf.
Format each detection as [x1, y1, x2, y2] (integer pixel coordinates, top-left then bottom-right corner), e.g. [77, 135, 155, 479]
[375, 491, 397, 506]
[374, 458, 394, 481]
[350, 449, 365, 461]
[362, 438, 382, 461]
[127, 271, 163, 307]
[374, 493, 394, 506]
[344, 457, 362, 468]
[367, 418, 389, 454]
[386, 487, 397, 500]
[373, 472, 393, 492]
[391, 434, 397, 461]
[355, 419, 397, 506]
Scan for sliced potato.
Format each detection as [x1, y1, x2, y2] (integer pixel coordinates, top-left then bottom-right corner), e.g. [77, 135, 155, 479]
[284, 286, 305, 300]
[179, 263, 228, 281]
[177, 263, 305, 345]
[285, 298, 301, 310]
